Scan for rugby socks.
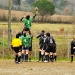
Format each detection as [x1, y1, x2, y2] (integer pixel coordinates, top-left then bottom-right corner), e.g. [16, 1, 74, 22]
[41, 54, 44, 61]
[15, 54, 18, 62]
[24, 55, 26, 61]
[39, 51, 41, 61]
[22, 53, 24, 60]
[71, 56, 73, 62]
[18, 56, 21, 63]
[45, 55, 49, 61]
[50, 55, 54, 62]
[54, 55, 57, 61]
[25, 54, 28, 61]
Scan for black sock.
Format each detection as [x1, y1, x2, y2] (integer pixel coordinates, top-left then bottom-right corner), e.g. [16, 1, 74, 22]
[24, 55, 26, 60]
[41, 55, 44, 61]
[18, 56, 21, 62]
[54, 55, 57, 61]
[71, 56, 73, 62]
[15, 54, 18, 61]
[25, 54, 28, 61]
[22, 54, 24, 60]
[45, 55, 49, 61]
[50, 55, 53, 61]
[52, 54, 54, 60]
[45, 55, 47, 61]
[39, 51, 41, 61]
[47, 55, 49, 61]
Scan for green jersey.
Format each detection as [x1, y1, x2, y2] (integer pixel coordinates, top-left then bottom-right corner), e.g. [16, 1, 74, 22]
[19, 35, 24, 42]
[22, 18, 33, 29]
[22, 36, 28, 47]
[26, 34, 31, 47]
[22, 34, 31, 47]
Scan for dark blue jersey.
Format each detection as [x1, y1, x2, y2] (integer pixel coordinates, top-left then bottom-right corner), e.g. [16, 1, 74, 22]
[39, 36, 43, 46]
[46, 36, 56, 47]
[71, 40, 75, 50]
[43, 36, 47, 46]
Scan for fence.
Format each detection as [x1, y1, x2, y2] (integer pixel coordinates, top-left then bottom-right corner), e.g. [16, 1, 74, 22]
[0, 29, 4, 58]
[32, 30, 72, 59]
[0, 28, 74, 59]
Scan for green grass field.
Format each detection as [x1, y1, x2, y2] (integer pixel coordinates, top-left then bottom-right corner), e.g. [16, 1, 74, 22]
[32, 23, 74, 31]
[0, 22, 74, 31]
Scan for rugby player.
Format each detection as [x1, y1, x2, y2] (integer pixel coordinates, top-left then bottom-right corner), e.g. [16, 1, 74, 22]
[11, 34, 22, 64]
[70, 37, 75, 62]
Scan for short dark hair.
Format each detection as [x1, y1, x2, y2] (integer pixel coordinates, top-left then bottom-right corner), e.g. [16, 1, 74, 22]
[16, 34, 19, 38]
[46, 32, 50, 37]
[41, 30, 45, 33]
[26, 15, 30, 20]
[17, 32, 22, 37]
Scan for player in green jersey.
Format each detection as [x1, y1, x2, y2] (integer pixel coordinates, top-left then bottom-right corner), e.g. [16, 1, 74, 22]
[21, 29, 31, 62]
[20, 11, 38, 33]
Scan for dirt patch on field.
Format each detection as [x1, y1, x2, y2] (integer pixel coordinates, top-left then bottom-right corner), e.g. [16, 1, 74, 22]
[0, 60, 75, 75]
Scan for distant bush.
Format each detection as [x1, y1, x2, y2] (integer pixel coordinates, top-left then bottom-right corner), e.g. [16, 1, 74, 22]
[0, 14, 7, 21]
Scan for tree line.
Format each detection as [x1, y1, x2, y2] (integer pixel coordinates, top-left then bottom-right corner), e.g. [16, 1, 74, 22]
[0, 0, 75, 15]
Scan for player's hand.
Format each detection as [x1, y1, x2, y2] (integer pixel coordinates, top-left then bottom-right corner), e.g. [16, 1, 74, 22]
[35, 7, 38, 14]
[23, 15, 25, 18]
[36, 11, 38, 15]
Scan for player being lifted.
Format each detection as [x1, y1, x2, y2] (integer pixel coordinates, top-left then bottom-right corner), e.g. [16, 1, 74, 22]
[21, 7, 38, 33]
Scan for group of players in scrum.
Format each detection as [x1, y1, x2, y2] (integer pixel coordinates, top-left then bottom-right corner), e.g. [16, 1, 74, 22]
[37, 30, 57, 62]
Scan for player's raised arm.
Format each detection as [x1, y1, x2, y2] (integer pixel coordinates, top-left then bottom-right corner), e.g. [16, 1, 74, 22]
[20, 16, 26, 22]
[33, 7, 38, 18]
